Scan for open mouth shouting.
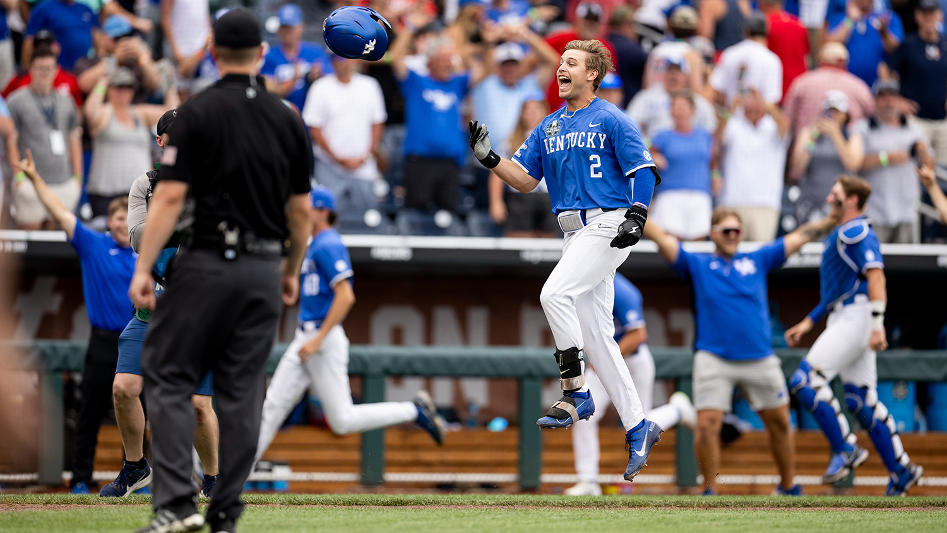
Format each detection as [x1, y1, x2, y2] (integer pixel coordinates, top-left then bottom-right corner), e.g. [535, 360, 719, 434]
[558, 73, 572, 96]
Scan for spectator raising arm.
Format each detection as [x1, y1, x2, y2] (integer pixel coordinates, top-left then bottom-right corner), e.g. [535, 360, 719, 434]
[642, 219, 680, 264]
[17, 149, 78, 239]
[782, 214, 839, 255]
[101, 1, 154, 34]
[919, 165, 947, 224]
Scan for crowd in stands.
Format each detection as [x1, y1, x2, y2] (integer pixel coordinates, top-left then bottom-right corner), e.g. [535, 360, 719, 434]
[2, 0, 947, 242]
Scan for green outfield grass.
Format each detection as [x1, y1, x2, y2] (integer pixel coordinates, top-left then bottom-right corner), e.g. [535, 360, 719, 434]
[1, 494, 945, 533]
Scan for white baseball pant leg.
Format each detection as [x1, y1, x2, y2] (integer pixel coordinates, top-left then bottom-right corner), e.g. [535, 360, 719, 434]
[541, 210, 646, 431]
[573, 345, 679, 482]
[256, 328, 315, 464]
[806, 300, 877, 388]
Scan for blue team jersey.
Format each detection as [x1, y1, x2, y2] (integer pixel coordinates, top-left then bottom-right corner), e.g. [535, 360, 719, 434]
[25, 0, 98, 71]
[69, 220, 136, 332]
[399, 70, 471, 166]
[673, 239, 787, 360]
[818, 217, 883, 310]
[612, 273, 645, 343]
[650, 127, 713, 194]
[260, 42, 333, 112]
[297, 229, 353, 326]
[827, 10, 903, 87]
[511, 97, 655, 213]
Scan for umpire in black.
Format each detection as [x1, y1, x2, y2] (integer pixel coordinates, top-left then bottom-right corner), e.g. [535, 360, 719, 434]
[129, 9, 312, 533]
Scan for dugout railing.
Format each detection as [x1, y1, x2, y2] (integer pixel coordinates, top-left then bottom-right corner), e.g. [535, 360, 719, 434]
[13, 343, 947, 489]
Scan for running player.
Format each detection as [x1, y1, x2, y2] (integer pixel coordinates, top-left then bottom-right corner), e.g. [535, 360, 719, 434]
[469, 39, 661, 481]
[566, 273, 697, 496]
[254, 187, 447, 462]
[785, 176, 924, 495]
[645, 207, 838, 495]
[100, 110, 220, 498]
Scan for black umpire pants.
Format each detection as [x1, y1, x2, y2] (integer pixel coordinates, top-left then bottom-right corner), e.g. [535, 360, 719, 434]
[72, 328, 121, 486]
[141, 249, 281, 521]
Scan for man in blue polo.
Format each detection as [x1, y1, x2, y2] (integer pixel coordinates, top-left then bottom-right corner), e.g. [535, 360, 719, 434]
[16, 149, 134, 494]
[644, 207, 838, 495]
[825, 0, 903, 87]
[23, 0, 102, 71]
[261, 3, 332, 112]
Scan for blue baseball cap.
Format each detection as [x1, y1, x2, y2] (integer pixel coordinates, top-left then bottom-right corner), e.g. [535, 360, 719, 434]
[278, 3, 304, 26]
[103, 15, 133, 39]
[310, 186, 337, 211]
[599, 72, 623, 90]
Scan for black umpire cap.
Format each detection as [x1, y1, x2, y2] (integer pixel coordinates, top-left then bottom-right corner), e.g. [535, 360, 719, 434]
[156, 109, 177, 136]
[214, 9, 262, 48]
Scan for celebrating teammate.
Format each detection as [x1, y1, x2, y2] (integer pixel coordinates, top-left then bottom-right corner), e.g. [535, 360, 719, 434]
[99, 110, 220, 498]
[254, 187, 447, 463]
[567, 273, 697, 496]
[785, 176, 924, 495]
[644, 207, 838, 495]
[469, 39, 661, 481]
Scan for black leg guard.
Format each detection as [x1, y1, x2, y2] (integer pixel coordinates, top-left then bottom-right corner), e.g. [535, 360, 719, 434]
[555, 347, 585, 393]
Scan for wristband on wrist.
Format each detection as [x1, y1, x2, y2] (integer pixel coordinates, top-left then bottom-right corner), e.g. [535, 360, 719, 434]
[879, 150, 889, 167]
[806, 141, 817, 153]
[13, 171, 26, 183]
[871, 300, 886, 330]
[479, 151, 500, 169]
[843, 17, 854, 29]
[94, 84, 107, 96]
[711, 169, 722, 181]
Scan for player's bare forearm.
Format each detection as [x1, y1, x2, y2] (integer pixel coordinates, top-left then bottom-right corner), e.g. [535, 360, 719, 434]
[866, 268, 886, 304]
[783, 215, 838, 256]
[617, 327, 647, 356]
[284, 193, 312, 279]
[493, 158, 539, 193]
[136, 181, 187, 274]
[642, 220, 680, 263]
[320, 280, 355, 338]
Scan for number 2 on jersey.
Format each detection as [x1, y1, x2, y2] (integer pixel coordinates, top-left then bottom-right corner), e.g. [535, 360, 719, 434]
[589, 155, 602, 178]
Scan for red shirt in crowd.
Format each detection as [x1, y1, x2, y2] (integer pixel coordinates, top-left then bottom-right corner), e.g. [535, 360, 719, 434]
[2, 68, 84, 107]
[545, 30, 617, 110]
[766, 10, 809, 102]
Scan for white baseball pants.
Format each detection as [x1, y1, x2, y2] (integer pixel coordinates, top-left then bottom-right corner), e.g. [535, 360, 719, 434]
[572, 345, 683, 483]
[255, 325, 417, 463]
[540, 209, 645, 431]
[806, 297, 877, 388]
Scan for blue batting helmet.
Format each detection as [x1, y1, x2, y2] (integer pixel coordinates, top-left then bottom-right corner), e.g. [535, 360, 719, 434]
[310, 186, 337, 211]
[599, 72, 623, 90]
[322, 6, 391, 62]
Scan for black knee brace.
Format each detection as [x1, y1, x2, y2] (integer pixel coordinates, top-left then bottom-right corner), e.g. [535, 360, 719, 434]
[555, 347, 585, 393]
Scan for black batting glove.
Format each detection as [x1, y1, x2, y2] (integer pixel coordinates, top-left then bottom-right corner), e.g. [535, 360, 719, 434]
[469, 120, 501, 169]
[610, 204, 648, 249]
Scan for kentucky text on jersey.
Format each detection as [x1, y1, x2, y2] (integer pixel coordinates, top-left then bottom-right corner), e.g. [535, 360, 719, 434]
[511, 98, 655, 213]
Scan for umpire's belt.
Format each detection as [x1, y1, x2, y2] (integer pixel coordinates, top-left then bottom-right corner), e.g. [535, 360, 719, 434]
[185, 234, 284, 257]
[557, 208, 619, 233]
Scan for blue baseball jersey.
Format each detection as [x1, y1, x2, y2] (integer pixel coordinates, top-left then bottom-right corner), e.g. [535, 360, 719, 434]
[673, 239, 787, 360]
[260, 42, 333, 112]
[25, 0, 98, 71]
[612, 273, 645, 343]
[298, 228, 353, 326]
[511, 97, 656, 213]
[69, 220, 136, 332]
[808, 217, 883, 322]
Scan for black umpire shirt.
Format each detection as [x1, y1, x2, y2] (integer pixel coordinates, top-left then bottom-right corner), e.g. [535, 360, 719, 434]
[158, 73, 311, 240]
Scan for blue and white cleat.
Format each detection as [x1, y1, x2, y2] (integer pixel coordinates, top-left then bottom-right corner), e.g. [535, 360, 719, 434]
[100, 460, 153, 497]
[70, 481, 90, 494]
[623, 419, 662, 481]
[773, 484, 803, 496]
[885, 463, 924, 496]
[413, 390, 447, 445]
[536, 390, 595, 429]
[822, 444, 869, 484]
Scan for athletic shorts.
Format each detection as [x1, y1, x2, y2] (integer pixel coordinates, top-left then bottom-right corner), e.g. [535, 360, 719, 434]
[117, 317, 213, 396]
[692, 350, 789, 412]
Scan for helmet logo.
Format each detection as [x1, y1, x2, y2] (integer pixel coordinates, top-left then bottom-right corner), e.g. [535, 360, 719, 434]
[363, 39, 376, 55]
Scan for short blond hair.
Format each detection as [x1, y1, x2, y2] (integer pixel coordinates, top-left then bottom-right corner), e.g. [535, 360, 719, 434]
[711, 207, 742, 227]
[562, 39, 614, 91]
[107, 196, 128, 218]
[836, 175, 872, 210]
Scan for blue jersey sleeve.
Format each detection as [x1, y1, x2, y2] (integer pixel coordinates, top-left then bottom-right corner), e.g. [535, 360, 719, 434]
[671, 244, 693, 281]
[850, 233, 884, 273]
[807, 300, 828, 324]
[24, 5, 45, 35]
[454, 73, 472, 99]
[753, 238, 787, 273]
[314, 241, 354, 288]
[260, 50, 280, 77]
[605, 110, 656, 178]
[511, 124, 543, 180]
[69, 220, 97, 259]
[888, 11, 904, 40]
[614, 283, 645, 332]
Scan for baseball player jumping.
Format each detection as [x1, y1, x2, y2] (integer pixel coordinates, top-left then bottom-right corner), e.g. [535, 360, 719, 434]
[254, 187, 447, 463]
[469, 39, 661, 481]
[785, 176, 924, 495]
[566, 273, 696, 495]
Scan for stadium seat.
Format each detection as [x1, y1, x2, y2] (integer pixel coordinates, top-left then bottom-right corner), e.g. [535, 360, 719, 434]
[337, 210, 396, 235]
[395, 209, 467, 236]
[465, 210, 503, 237]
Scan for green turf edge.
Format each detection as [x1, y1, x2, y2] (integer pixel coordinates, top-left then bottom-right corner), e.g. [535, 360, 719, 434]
[2, 494, 946, 509]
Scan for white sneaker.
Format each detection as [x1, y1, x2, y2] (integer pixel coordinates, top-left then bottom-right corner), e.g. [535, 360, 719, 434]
[564, 481, 602, 496]
[670, 391, 697, 431]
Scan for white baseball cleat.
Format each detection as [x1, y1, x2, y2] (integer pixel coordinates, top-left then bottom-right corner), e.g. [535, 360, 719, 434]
[670, 391, 697, 431]
[564, 481, 603, 496]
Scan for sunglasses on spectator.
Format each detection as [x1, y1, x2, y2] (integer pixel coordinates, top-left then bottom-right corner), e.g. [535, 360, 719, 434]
[111, 84, 136, 90]
[711, 225, 742, 237]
